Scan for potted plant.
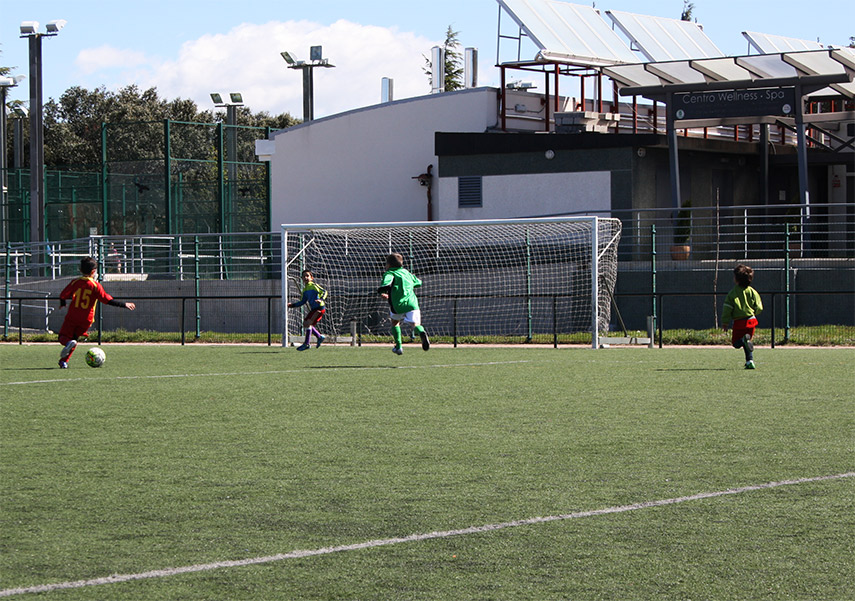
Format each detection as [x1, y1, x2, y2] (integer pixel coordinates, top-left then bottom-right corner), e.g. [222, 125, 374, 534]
[670, 200, 692, 260]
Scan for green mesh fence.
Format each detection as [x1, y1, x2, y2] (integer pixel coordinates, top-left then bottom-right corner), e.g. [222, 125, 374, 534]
[2, 119, 274, 242]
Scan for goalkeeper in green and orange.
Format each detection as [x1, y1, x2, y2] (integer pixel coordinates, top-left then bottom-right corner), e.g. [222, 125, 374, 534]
[377, 253, 430, 355]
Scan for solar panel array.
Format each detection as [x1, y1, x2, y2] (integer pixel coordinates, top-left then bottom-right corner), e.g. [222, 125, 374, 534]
[494, 0, 855, 98]
[497, 0, 723, 67]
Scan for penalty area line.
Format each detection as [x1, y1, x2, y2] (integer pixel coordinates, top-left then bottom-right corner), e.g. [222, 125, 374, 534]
[1, 471, 852, 598]
[5, 360, 534, 386]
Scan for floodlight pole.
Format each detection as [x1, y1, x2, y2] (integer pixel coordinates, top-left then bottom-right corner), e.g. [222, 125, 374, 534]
[302, 67, 314, 121]
[20, 21, 63, 252]
[27, 33, 45, 246]
[211, 94, 242, 233]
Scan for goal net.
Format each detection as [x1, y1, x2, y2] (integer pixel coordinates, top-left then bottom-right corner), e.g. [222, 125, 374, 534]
[281, 217, 622, 348]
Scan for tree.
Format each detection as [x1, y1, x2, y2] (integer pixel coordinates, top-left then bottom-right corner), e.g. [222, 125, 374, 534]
[41, 85, 298, 168]
[423, 26, 465, 92]
[680, 0, 696, 21]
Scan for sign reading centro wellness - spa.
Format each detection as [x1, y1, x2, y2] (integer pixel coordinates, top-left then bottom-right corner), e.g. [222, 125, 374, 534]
[673, 88, 796, 120]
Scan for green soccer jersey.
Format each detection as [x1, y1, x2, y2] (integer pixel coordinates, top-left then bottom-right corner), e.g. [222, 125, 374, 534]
[379, 267, 422, 314]
[722, 285, 763, 323]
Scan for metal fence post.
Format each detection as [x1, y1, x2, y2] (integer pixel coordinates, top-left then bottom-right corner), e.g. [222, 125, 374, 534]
[785, 225, 791, 342]
[453, 298, 458, 348]
[651, 224, 657, 336]
[4, 241, 10, 338]
[194, 235, 201, 339]
[525, 227, 532, 343]
[97, 237, 104, 344]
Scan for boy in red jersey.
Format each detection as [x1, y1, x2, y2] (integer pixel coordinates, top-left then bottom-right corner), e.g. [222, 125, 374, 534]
[57, 256, 136, 368]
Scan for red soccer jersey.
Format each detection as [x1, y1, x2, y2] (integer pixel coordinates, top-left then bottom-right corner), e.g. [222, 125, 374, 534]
[59, 276, 114, 325]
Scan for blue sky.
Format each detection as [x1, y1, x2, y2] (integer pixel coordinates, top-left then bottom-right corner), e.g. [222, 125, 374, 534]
[2, 0, 852, 118]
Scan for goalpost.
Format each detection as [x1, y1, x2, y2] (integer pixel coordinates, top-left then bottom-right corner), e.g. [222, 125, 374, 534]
[281, 217, 622, 349]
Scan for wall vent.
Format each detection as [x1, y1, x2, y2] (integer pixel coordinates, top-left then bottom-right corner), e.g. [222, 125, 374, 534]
[458, 176, 483, 207]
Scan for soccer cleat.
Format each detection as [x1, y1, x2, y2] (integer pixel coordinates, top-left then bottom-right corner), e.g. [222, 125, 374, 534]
[419, 330, 430, 351]
[392, 346, 403, 355]
[60, 339, 77, 360]
[296, 343, 311, 351]
[742, 334, 754, 353]
[58, 360, 68, 369]
[745, 360, 756, 370]
[316, 335, 325, 348]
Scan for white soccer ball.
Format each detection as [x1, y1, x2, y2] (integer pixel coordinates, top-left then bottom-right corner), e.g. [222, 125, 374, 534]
[85, 347, 106, 368]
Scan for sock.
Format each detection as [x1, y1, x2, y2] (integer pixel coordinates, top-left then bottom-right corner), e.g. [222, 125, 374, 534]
[743, 335, 754, 361]
[310, 326, 321, 339]
[303, 329, 311, 345]
[392, 325, 402, 347]
[414, 325, 424, 335]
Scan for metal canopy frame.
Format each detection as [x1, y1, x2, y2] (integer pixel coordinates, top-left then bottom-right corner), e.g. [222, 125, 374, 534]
[604, 48, 855, 219]
[491, 1, 854, 220]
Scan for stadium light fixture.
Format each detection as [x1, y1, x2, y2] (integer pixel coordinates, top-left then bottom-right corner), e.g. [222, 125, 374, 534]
[45, 19, 67, 33]
[210, 93, 223, 105]
[282, 45, 335, 121]
[229, 92, 243, 104]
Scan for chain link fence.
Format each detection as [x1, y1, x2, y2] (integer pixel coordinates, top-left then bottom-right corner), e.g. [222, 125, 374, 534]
[3, 204, 854, 343]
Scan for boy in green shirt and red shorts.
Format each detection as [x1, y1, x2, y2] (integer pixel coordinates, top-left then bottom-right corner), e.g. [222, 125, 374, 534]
[722, 264, 763, 369]
[378, 253, 430, 355]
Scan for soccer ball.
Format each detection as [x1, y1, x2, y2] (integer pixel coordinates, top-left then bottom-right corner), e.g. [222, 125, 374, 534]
[85, 347, 106, 368]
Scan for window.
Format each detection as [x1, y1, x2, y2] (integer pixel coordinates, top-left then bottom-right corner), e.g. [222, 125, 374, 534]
[458, 176, 483, 208]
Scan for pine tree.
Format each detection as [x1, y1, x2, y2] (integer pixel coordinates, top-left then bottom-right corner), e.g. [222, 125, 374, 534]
[423, 26, 465, 92]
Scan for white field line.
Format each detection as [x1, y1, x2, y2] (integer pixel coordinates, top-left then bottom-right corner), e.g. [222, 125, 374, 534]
[1, 471, 852, 598]
[4, 360, 534, 386]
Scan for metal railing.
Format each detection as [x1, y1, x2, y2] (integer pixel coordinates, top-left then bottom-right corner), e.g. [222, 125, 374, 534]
[4, 204, 854, 283]
[4, 290, 851, 347]
[614, 202, 854, 266]
[3, 233, 282, 281]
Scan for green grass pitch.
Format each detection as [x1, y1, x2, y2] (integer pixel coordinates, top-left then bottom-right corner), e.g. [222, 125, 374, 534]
[1, 343, 853, 600]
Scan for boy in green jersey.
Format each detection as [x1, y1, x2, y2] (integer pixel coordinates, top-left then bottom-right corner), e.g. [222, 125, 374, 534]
[722, 264, 763, 369]
[377, 253, 430, 355]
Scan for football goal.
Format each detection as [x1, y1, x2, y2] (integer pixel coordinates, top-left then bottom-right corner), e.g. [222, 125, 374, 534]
[281, 217, 622, 348]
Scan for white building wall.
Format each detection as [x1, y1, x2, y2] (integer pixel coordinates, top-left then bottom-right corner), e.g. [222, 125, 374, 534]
[267, 88, 498, 227]
[437, 171, 612, 220]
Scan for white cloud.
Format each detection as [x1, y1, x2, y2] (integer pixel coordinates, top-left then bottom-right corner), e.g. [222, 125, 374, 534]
[81, 20, 443, 117]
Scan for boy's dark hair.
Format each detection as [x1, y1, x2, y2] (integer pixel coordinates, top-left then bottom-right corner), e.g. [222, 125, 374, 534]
[301, 269, 313, 277]
[734, 264, 754, 287]
[80, 256, 97, 275]
[386, 253, 404, 269]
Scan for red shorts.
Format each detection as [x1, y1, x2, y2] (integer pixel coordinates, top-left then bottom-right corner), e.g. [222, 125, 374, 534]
[303, 308, 325, 327]
[731, 317, 758, 345]
[59, 318, 93, 345]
